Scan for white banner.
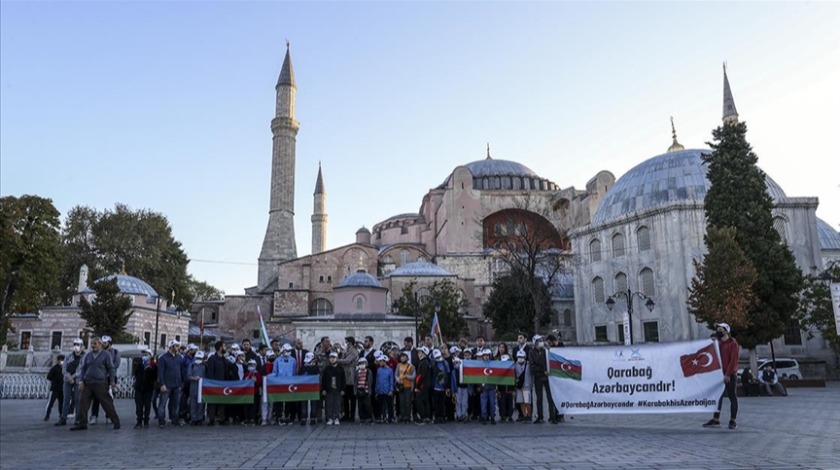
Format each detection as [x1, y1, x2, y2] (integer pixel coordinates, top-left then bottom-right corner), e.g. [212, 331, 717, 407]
[830, 283, 840, 336]
[547, 340, 725, 415]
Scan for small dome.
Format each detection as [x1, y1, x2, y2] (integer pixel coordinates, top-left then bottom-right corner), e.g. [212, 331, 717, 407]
[817, 218, 840, 250]
[439, 158, 558, 191]
[81, 274, 159, 298]
[356, 226, 371, 234]
[338, 271, 382, 288]
[592, 149, 786, 224]
[389, 260, 454, 277]
[462, 159, 539, 178]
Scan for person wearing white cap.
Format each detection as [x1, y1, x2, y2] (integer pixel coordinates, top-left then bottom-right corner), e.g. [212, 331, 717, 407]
[242, 359, 261, 425]
[156, 339, 185, 427]
[271, 343, 296, 425]
[355, 357, 374, 423]
[322, 352, 345, 425]
[703, 322, 741, 430]
[179, 344, 199, 424]
[89, 334, 120, 425]
[529, 335, 552, 424]
[70, 337, 121, 431]
[188, 351, 207, 425]
[413, 346, 432, 424]
[430, 349, 451, 424]
[299, 352, 320, 425]
[514, 350, 532, 422]
[451, 356, 469, 422]
[55, 338, 85, 427]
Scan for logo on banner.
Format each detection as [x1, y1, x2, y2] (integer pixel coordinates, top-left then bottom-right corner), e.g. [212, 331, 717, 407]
[549, 352, 582, 381]
[679, 343, 721, 377]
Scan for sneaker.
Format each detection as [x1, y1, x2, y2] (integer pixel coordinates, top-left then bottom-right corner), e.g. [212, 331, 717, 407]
[490, 419, 496, 425]
[54, 420, 67, 426]
[310, 420, 317, 425]
[326, 419, 333, 425]
[90, 416, 98, 425]
[334, 419, 340, 426]
[69, 424, 87, 431]
[533, 418, 543, 424]
[113, 422, 120, 430]
[134, 423, 142, 429]
[702, 419, 720, 428]
[728, 420, 737, 429]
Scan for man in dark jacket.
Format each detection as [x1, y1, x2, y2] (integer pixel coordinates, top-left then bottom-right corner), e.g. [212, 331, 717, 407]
[133, 349, 157, 428]
[204, 341, 228, 425]
[529, 335, 553, 424]
[56, 339, 85, 426]
[45, 355, 65, 421]
[414, 347, 433, 424]
[156, 339, 184, 427]
[70, 337, 121, 431]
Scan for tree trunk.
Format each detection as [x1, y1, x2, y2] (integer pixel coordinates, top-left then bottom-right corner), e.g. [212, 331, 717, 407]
[749, 349, 758, 377]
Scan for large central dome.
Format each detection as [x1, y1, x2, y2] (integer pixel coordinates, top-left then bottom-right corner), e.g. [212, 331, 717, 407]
[440, 157, 557, 191]
[592, 149, 786, 224]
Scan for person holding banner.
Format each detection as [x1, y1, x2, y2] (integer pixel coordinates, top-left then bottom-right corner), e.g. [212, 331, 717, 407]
[478, 349, 497, 425]
[204, 341, 228, 426]
[528, 335, 553, 424]
[188, 351, 206, 426]
[244, 359, 262, 425]
[300, 352, 320, 425]
[703, 322, 740, 430]
[450, 356, 469, 422]
[514, 350, 532, 422]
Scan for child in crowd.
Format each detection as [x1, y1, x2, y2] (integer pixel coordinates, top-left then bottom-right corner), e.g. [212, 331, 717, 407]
[243, 359, 262, 426]
[300, 352, 319, 425]
[514, 350, 532, 422]
[375, 355, 395, 423]
[188, 351, 207, 426]
[497, 354, 515, 422]
[355, 357, 373, 424]
[260, 351, 275, 426]
[431, 349, 451, 423]
[479, 349, 497, 425]
[322, 352, 345, 425]
[395, 352, 415, 423]
[451, 356, 469, 422]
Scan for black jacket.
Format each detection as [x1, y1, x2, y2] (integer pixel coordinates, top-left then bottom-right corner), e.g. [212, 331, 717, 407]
[133, 359, 158, 392]
[205, 353, 228, 381]
[529, 347, 548, 379]
[415, 359, 433, 391]
[322, 364, 345, 392]
[47, 363, 63, 391]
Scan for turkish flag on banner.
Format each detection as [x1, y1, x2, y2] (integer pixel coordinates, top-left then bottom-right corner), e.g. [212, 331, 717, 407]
[679, 342, 722, 378]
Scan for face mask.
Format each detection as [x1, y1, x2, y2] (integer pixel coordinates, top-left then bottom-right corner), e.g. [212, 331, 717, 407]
[247, 366, 256, 372]
[142, 356, 150, 364]
[714, 331, 725, 339]
[517, 358, 525, 364]
[194, 359, 203, 364]
[73, 345, 81, 352]
[536, 341, 544, 349]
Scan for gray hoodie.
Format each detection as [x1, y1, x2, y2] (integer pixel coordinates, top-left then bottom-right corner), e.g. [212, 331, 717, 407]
[77, 350, 116, 386]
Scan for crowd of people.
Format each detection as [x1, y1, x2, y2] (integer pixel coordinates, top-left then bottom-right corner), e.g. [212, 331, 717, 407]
[45, 332, 569, 430]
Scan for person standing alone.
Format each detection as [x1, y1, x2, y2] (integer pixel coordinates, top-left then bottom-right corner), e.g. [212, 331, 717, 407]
[703, 323, 740, 430]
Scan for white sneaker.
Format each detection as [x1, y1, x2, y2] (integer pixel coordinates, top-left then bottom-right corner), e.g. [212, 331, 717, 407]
[334, 419, 340, 426]
[90, 416, 98, 425]
[326, 419, 334, 425]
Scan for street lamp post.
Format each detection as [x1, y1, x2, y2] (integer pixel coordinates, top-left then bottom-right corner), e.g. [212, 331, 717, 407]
[606, 289, 655, 345]
[414, 291, 419, 344]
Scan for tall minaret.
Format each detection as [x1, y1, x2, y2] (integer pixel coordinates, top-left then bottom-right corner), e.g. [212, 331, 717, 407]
[722, 63, 739, 125]
[258, 42, 299, 288]
[311, 163, 327, 254]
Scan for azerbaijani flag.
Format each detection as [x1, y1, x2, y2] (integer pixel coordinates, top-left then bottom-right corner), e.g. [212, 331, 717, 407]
[198, 378, 255, 404]
[257, 306, 271, 347]
[549, 352, 582, 381]
[430, 312, 443, 348]
[263, 375, 320, 402]
[460, 359, 515, 386]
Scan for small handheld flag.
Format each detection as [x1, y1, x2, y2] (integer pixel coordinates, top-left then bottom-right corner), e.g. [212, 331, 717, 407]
[430, 312, 443, 348]
[198, 378, 255, 404]
[257, 306, 271, 347]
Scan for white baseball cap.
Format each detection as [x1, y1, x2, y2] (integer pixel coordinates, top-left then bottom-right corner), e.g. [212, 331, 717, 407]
[329, 351, 339, 358]
[304, 352, 315, 362]
[194, 351, 205, 360]
[100, 335, 112, 343]
[167, 339, 180, 348]
[282, 343, 293, 352]
[501, 354, 511, 361]
[432, 349, 442, 359]
[532, 335, 543, 342]
[449, 346, 461, 354]
[714, 322, 731, 333]
[73, 338, 84, 346]
[187, 343, 199, 351]
[516, 350, 527, 358]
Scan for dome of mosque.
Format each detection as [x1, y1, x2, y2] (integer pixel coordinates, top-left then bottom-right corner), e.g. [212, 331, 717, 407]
[338, 271, 382, 288]
[817, 218, 840, 250]
[388, 260, 454, 277]
[80, 274, 159, 298]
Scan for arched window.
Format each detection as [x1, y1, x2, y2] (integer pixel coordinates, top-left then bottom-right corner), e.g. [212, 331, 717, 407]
[400, 249, 410, 266]
[417, 287, 431, 303]
[636, 226, 651, 252]
[311, 298, 333, 316]
[502, 176, 512, 190]
[773, 216, 788, 244]
[356, 297, 365, 310]
[512, 177, 521, 190]
[589, 239, 602, 262]
[612, 233, 625, 257]
[640, 268, 655, 297]
[614, 272, 627, 296]
[383, 255, 394, 265]
[592, 277, 605, 303]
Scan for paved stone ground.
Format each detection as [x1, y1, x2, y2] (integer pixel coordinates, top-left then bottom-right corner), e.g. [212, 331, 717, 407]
[1, 384, 838, 470]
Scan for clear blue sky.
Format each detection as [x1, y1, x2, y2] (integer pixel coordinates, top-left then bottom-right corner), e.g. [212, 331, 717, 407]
[2, 1, 838, 295]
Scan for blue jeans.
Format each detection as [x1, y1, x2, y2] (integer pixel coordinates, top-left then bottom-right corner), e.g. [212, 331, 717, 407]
[480, 387, 496, 420]
[157, 386, 181, 424]
[62, 381, 80, 422]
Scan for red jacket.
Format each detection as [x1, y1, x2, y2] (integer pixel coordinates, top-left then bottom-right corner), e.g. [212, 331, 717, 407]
[719, 337, 740, 377]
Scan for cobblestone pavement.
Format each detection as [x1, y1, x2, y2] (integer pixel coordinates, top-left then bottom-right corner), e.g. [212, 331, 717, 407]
[1, 384, 838, 470]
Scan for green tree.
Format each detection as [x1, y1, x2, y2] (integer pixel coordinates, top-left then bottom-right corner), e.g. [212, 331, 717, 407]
[0, 195, 64, 343]
[688, 226, 758, 330]
[793, 263, 840, 355]
[59, 203, 213, 309]
[701, 121, 803, 350]
[78, 277, 134, 343]
[396, 279, 469, 341]
[188, 276, 225, 301]
[483, 269, 552, 338]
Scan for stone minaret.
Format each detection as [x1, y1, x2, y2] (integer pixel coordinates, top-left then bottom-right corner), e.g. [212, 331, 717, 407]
[258, 42, 299, 288]
[311, 163, 327, 254]
[722, 63, 739, 125]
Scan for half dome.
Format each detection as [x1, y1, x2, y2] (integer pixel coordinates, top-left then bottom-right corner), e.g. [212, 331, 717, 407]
[388, 260, 454, 277]
[81, 274, 159, 298]
[338, 271, 382, 288]
[817, 218, 840, 250]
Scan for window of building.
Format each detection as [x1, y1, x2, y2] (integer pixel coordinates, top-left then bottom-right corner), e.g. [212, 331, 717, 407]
[614, 272, 627, 296]
[50, 331, 62, 350]
[643, 322, 659, 343]
[19, 331, 31, 350]
[594, 325, 608, 342]
[773, 216, 788, 244]
[417, 287, 431, 303]
[493, 176, 501, 189]
[612, 233, 625, 257]
[400, 249, 410, 266]
[637, 226, 651, 252]
[502, 176, 512, 190]
[252, 330, 260, 339]
[513, 178, 521, 190]
[592, 277, 605, 303]
[783, 322, 802, 345]
[617, 325, 625, 344]
[210, 310, 217, 322]
[640, 268, 655, 297]
[401, 225, 408, 235]
[160, 334, 167, 348]
[327, 276, 332, 283]
[319, 275, 324, 283]
[312, 298, 333, 316]
[506, 220, 515, 236]
[563, 309, 572, 327]
[589, 239, 602, 262]
[143, 331, 151, 346]
[494, 223, 502, 237]
[288, 282, 294, 288]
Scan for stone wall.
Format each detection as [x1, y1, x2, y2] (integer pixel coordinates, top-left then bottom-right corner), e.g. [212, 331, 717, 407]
[293, 319, 415, 352]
